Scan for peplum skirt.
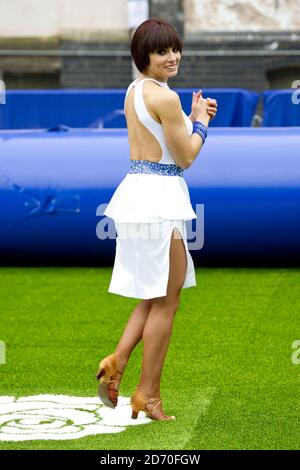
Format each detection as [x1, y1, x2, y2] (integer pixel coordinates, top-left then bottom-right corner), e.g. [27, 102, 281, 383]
[103, 161, 197, 299]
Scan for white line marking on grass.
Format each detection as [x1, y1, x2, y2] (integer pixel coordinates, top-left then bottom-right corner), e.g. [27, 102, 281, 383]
[0, 341, 5, 365]
[175, 387, 216, 450]
[0, 395, 151, 441]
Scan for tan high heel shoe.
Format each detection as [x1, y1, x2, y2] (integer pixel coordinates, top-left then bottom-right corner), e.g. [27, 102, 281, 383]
[130, 389, 176, 421]
[95, 352, 124, 408]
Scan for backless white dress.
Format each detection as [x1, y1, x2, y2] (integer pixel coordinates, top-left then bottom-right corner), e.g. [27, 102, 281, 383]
[103, 77, 197, 299]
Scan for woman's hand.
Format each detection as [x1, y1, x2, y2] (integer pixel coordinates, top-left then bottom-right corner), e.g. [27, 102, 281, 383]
[190, 90, 218, 123]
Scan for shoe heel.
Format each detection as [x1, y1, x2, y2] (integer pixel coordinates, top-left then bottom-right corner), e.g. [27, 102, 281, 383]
[131, 409, 139, 419]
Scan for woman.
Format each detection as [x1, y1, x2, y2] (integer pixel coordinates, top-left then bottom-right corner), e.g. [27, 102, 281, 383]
[96, 17, 217, 421]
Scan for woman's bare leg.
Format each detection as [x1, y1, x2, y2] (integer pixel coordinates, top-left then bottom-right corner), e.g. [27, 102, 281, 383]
[136, 227, 188, 414]
[112, 299, 152, 383]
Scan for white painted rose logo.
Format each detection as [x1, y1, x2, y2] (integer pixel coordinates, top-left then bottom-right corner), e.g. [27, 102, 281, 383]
[0, 395, 151, 441]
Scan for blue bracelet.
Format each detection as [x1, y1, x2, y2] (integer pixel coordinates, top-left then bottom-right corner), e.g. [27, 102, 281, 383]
[192, 120, 208, 144]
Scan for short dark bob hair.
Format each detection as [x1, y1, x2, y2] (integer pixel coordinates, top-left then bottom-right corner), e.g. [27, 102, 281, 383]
[131, 17, 183, 73]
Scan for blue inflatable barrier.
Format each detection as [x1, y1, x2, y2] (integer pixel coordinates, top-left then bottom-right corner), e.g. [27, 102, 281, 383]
[177, 88, 259, 127]
[262, 89, 300, 126]
[0, 88, 259, 130]
[0, 127, 299, 266]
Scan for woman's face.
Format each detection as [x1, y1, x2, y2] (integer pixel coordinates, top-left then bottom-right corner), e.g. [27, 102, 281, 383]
[145, 46, 181, 81]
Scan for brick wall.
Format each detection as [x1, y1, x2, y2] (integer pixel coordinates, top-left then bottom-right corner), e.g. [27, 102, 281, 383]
[59, 35, 300, 93]
[1, 36, 299, 92]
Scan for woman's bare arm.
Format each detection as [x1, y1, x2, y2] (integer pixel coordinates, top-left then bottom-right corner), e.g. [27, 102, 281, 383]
[157, 91, 209, 169]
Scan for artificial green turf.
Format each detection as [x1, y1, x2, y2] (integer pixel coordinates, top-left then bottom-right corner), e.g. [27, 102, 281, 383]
[0, 266, 299, 450]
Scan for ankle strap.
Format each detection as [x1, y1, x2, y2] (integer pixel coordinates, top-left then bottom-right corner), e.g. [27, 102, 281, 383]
[107, 370, 123, 384]
[145, 398, 162, 413]
[147, 397, 161, 403]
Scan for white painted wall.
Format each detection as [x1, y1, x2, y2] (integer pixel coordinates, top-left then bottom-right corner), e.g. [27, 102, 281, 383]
[185, 0, 300, 32]
[0, 0, 128, 37]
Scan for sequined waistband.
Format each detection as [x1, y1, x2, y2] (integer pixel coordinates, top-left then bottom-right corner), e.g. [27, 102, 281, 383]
[128, 159, 184, 177]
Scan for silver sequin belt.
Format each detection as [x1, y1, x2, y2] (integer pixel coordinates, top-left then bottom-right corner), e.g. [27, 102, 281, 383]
[128, 159, 184, 177]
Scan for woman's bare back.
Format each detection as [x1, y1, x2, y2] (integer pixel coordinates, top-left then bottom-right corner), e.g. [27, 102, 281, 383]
[125, 79, 169, 163]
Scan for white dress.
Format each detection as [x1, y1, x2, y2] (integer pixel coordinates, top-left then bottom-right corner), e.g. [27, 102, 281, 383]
[103, 77, 197, 299]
